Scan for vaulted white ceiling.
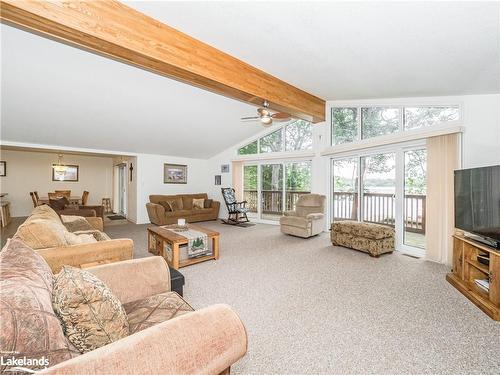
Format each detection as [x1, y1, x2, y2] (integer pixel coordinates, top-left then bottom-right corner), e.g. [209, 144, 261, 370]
[0, 24, 260, 158]
[130, 1, 500, 99]
[1, 1, 499, 158]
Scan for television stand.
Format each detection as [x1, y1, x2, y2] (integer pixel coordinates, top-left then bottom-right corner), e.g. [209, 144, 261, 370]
[464, 233, 500, 250]
[447, 235, 500, 320]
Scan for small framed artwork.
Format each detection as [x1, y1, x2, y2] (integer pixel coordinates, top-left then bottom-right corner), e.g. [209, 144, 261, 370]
[164, 163, 187, 184]
[52, 165, 79, 182]
[215, 175, 222, 185]
[0, 161, 6, 177]
[221, 164, 230, 173]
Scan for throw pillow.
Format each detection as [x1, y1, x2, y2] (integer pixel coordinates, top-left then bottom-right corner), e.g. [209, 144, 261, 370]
[49, 196, 69, 210]
[0, 239, 79, 373]
[158, 201, 172, 212]
[73, 230, 111, 241]
[192, 198, 205, 210]
[52, 266, 129, 354]
[64, 231, 98, 245]
[61, 215, 94, 232]
[166, 198, 183, 212]
[204, 199, 213, 209]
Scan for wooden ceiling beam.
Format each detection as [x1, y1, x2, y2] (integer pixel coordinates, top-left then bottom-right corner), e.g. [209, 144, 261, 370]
[1, 0, 325, 122]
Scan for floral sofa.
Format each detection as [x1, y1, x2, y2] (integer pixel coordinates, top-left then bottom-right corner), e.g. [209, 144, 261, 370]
[330, 220, 395, 257]
[0, 239, 247, 374]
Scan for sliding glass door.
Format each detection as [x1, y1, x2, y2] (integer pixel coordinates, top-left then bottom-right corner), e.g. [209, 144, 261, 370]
[243, 161, 312, 221]
[331, 145, 426, 256]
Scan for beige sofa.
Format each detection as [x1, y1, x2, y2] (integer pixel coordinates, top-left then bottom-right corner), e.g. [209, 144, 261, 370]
[13, 205, 133, 272]
[279, 194, 326, 238]
[146, 193, 220, 225]
[0, 240, 247, 374]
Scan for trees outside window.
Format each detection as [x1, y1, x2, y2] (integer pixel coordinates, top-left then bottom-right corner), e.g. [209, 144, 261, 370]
[238, 140, 258, 155]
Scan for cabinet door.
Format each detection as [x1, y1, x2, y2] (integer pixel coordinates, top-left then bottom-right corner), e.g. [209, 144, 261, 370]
[490, 255, 500, 307]
[453, 238, 464, 279]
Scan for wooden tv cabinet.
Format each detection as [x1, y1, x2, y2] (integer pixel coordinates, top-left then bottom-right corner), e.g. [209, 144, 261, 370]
[446, 235, 500, 320]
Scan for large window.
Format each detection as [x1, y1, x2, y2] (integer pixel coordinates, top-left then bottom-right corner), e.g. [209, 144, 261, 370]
[332, 108, 358, 145]
[331, 105, 459, 145]
[243, 161, 312, 221]
[238, 140, 258, 155]
[238, 120, 313, 155]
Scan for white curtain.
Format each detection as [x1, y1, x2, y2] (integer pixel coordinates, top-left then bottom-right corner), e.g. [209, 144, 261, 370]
[232, 161, 243, 201]
[425, 133, 461, 265]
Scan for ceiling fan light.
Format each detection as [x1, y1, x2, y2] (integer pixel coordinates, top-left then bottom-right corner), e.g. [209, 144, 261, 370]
[261, 115, 272, 125]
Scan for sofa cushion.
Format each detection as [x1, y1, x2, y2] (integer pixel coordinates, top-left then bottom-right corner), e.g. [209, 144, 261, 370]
[158, 201, 172, 212]
[123, 292, 194, 334]
[279, 215, 311, 229]
[14, 205, 70, 250]
[204, 198, 213, 209]
[164, 209, 191, 218]
[331, 220, 394, 240]
[192, 198, 205, 209]
[182, 196, 194, 210]
[61, 215, 94, 232]
[166, 198, 184, 211]
[53, 266, 129, 353]
[0, 239, 79, 373]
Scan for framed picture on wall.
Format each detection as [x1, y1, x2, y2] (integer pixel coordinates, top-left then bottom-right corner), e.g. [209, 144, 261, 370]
[164, 163, 187, 184]
[215, 175, 222, 185]
[52, 165, 79, 182]
[221, 164, 230, 173]
[0, 161, 6, 177]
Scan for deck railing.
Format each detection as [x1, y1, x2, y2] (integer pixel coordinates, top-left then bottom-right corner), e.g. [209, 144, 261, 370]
[243, 190, 426, 234]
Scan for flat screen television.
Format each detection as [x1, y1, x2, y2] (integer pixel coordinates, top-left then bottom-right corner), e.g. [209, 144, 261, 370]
[454, 165, 500, 248]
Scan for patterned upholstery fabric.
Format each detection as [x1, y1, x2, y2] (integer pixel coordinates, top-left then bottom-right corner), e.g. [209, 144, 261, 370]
[331, 221, 395, 257]
[61, 215, 95, 232]
[52, 266, 129, 353]
[0, 239, 79, 373]
[123, 292, 194, 334]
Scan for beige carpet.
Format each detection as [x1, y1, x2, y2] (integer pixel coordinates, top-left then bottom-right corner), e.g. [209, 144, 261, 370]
[106, 221, 500, 375]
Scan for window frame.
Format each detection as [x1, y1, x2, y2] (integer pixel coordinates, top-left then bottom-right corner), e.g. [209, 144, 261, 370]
[329, 103, 462, 147]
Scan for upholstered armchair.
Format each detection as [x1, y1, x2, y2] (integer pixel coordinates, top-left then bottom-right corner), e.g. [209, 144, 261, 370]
[279, 194, 326, 238]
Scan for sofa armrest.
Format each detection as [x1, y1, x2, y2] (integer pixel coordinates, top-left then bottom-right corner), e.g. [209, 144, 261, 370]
[146, 202, 165, 225]
[85, 217, 104, 231]
[36, 239, 134, 274]
[87, 257, 171, 305]
[306, 213, 324, 220]
[284, 210, 296, 216]
[40, 304, 247, 375]
[211, 200, 220, 213]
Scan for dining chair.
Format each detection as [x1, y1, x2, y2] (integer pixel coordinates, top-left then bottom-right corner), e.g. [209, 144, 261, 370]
[55, 190, 71, 197]
[81, 191, 89, 206]
[29, 192, 39, 208]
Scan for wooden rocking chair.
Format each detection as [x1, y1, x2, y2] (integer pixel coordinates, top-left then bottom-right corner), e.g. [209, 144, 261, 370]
[221, 188, 250, 225]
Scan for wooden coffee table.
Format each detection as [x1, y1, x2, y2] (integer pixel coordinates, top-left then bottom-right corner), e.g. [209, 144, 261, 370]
[147, 224, 219, 269]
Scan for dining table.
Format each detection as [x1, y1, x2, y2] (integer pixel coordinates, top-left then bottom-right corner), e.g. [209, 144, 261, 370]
[38, 196, 82, 206]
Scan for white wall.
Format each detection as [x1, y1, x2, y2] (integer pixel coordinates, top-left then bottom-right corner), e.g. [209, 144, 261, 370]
[135, 153, 213, 224]
[0, 149, 113, 217]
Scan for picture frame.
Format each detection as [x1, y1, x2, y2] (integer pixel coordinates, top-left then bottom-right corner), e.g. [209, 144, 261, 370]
[164, 163, 187, 184]
[221, 164, 230, 173]
[52, 164, 79, 182]
[215, 175, 222, 185]
[0, 161, 6, 177]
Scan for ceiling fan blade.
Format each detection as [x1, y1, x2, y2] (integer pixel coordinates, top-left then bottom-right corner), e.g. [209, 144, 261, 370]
[257, 108, 270, 116]
[240, 116, 260, 121]
[271, 112, 291, 121]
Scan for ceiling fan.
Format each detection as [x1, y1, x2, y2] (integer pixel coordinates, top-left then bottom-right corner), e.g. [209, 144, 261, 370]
[240, 100, 291, 127]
